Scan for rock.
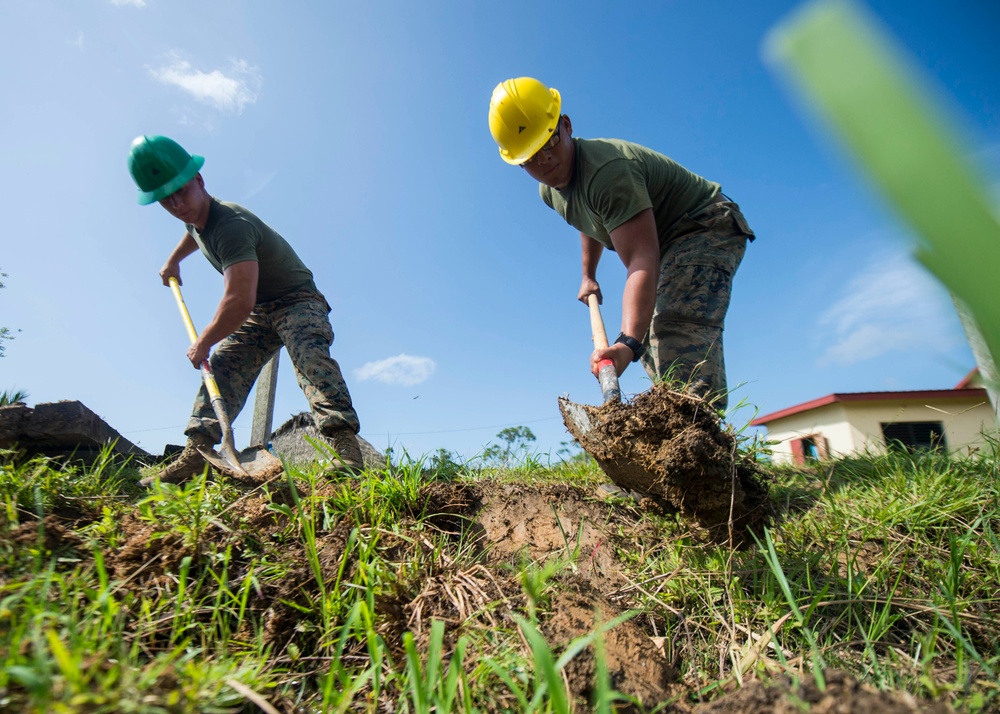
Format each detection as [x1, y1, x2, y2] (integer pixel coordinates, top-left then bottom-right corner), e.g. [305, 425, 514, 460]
[0, 400, 151, 464]
[268, 412, 384, 469]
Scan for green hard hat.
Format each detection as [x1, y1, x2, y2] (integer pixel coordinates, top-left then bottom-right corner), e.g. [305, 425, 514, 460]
[127, 135, 205, 205]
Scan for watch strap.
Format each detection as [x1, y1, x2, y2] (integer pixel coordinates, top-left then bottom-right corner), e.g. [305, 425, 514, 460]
[614, 333, 644, 363]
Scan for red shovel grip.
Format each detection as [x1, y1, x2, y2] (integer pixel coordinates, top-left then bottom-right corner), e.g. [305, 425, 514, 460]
[597, 359, 621, 404]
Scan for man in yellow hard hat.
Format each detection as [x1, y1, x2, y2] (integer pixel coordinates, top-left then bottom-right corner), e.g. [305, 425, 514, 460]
[128, 134, 364, 485]
[488, 77, 755, 409]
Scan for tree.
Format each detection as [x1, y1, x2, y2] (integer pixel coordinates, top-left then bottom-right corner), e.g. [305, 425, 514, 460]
[0, 389, 29, 406]
[0, 268, 19, 358]
[427, 448, 464, 480]
[483, 426, 537, 467]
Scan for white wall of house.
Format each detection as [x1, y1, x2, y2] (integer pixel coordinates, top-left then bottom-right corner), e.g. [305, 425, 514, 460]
[764, 397, 996, 464]
[765, 403, 853, 463]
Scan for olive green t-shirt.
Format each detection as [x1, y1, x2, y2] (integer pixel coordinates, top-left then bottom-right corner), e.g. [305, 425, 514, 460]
[188, 198, 317, 303]
[540, 138, 720, 254]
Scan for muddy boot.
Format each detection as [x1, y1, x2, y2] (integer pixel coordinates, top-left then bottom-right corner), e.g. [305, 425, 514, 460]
[140, 434, 215, 488]
[323, 428, 365, 475]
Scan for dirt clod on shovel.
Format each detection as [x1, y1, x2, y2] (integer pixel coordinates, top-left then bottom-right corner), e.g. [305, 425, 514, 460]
[560, 382, 770, 538]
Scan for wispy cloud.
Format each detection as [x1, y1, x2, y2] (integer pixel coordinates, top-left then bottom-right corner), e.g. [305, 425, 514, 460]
[241, 169, 278, 203]
[149, 54, 261, 113]
[816, 250, 962, 367]
[111, 0, 146, 7]
[355, 354, 436, 386]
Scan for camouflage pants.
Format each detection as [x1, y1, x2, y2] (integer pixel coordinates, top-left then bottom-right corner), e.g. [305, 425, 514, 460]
[639, 197, 753, 410]
[185, 289, 360, 444]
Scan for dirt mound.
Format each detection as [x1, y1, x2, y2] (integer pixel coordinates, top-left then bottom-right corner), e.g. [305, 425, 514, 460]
[561, 383, 770, 538]
[474, 481, 627, 586]
[391, 480, 679, 710]
[692, 669, 954, 713]
[545, 575, 678, 708]
[269, 412, 384, 468]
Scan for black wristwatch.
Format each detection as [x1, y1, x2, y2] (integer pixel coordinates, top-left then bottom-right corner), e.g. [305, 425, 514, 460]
[614, 333, 645, 362]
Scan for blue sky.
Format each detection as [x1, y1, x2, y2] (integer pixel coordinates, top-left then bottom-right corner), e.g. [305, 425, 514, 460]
[2, 0, 997, 461]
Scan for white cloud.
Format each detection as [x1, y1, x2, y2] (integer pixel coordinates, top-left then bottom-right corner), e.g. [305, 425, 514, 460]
[149, 55, 261, 113]
[111, 0, 146, 6]
[816, 250, 961, 367]
[355, 354, 436, 387]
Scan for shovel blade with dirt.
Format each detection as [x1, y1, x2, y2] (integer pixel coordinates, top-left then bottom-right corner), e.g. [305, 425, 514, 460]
[558, 395, 662, 493]
[559, 299, 769, 534]
[168, 277, 283, 481]
[558, 295, 659, 490]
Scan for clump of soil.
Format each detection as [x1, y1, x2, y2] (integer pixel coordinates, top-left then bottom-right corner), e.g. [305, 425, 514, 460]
[561, 383, 770, 538]
[259, 518, 356, 651]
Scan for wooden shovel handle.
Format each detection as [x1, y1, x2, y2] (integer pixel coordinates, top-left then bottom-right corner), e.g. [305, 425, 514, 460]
[587, 295, 621, 403]
[588, 294, 610, 349]
[168, 277, 223, 401]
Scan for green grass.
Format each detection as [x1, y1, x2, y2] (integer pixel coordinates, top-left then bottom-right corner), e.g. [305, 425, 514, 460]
[0, 442, 998, 712]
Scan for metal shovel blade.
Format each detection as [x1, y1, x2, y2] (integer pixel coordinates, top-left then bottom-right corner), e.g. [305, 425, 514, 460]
[197, 445, 284, 482]
[558, 398, 597, 440]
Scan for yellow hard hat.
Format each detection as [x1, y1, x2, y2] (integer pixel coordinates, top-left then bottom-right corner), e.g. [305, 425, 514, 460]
[488, 77, 562, 165]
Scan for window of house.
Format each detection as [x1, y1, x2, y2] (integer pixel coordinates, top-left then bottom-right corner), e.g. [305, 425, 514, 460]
[801, 436, 820, 462]
[881, 421, 946, 452]
[790, 434, 827, 465]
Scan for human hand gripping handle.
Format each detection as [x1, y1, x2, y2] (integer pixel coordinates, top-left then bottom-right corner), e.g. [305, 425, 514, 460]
[588, 294, 621, 404]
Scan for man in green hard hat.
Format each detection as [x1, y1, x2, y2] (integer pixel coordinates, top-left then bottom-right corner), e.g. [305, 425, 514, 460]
[128, 134, 364, 485]
[488, 77, 755, 410]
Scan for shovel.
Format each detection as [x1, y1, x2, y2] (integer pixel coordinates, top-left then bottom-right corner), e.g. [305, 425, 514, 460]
[558, 295, 620, 438]
[587, 295, 621, 404]
[167, 277, 281, 480]
[558, 295, 661, 492]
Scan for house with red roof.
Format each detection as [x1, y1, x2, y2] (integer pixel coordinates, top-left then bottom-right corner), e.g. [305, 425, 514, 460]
[750, 369, 996, 465]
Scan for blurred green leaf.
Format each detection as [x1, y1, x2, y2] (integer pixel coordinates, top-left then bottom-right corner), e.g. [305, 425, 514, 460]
[765, 0, 1000, 366]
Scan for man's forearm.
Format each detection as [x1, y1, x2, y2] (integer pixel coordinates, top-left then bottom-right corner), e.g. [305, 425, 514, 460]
[580, 233, 603, 279]
[198, 296, 253, 351]
[608, 209, 659, 342]
[620, 266, 656, 341]
[186, 260, 258, 368]
[167, 233, 200, 265]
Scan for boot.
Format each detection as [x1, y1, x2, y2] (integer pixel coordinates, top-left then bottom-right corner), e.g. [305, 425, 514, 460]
[140, 434, 215, 488]
[324, 428, 365, 475]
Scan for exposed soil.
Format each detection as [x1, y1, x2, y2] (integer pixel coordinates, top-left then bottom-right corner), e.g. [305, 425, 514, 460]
[544, 575, 680, 708]
[562, 383, 771, 540]
[691, 669, 954, 713]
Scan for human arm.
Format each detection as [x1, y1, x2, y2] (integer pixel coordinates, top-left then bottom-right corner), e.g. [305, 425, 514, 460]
[589, 208, 659, 378]
[186, 260, 259, 368]
[160, 233, 200, 286]
[577, 232, 604, 305]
